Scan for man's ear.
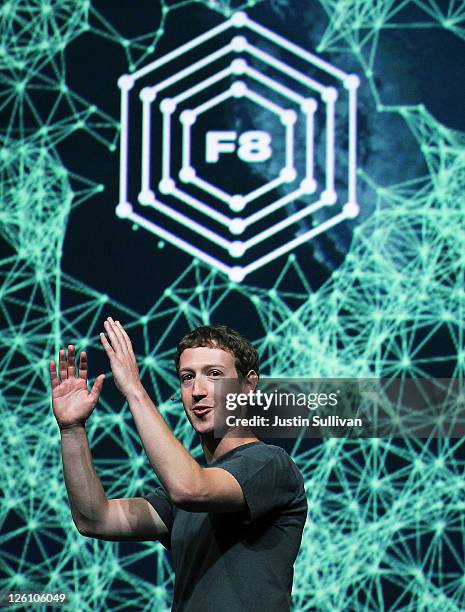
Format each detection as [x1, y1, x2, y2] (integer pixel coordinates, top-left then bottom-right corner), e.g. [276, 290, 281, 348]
[245, 370, 259, 391]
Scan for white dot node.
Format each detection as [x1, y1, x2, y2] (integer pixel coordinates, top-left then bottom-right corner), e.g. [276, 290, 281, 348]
[301, 98, 318, 113]
[159, 178, 175, 194]
[231, 11, 248, 27]
[229, 266, 245, 282]
[229, 218, 245, 235]
[344, 202, 360, 218]
[322, 87, 338, 103]
[231, 58, 247, 74]
[280, 167, 297, 182]
[117, 74, 134, 91]
[300, 178, 317, 193]
[281, 110, 297, 126]
[138, 190, 155, 205]
[116, 202, 133, 218]
[231, 36, 247, 52]
[231, 81, 247, 97]
[229, 241, 245, 258]
[160, 98, 176, 114]
[344, 74, 360, 90]
[180, 110, 196, 125]
[229, 195, 245, 212]
[179, 167, 196, 183]
[139, 87, 156, 103]
[321, 189, 337, 205]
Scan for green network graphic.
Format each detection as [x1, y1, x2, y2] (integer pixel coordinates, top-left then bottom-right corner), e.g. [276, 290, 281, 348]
[1, 1, 465, 610]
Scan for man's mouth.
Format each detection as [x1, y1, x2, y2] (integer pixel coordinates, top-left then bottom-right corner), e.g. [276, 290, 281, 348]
[192, 406, 212, 417]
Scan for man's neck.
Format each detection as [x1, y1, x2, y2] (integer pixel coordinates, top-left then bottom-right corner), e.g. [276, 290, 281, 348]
[201, 429, 259, 464]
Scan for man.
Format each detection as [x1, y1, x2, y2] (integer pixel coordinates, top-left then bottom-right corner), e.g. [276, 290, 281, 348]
[50, 319, 307, 611]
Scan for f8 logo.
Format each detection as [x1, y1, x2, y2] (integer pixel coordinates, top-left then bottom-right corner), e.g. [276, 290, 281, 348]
[205, 130, 272, 163]
[117, 10, 360, 282]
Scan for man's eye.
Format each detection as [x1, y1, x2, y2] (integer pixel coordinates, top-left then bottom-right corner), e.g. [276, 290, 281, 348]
[181, 374, 193, 382]
[209, 370, 222, 377]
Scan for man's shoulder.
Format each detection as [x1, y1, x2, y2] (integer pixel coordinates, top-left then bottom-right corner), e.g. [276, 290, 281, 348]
[213, 441, 307, 523]
[232, 441, 291, 457]
[238, 441, 300, 466]
[221, 442, 305, 489]
[262, 443, 305, 486]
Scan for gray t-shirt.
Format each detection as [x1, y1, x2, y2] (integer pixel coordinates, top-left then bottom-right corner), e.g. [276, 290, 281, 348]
[143, 441, 307, 611]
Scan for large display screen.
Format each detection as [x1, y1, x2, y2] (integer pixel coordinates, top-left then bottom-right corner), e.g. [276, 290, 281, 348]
[1, 1, 464, 609]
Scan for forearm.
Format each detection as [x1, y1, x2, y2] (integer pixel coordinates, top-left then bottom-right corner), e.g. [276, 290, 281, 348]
[125, 384, 203, 503]
[60, 425, 108, 531]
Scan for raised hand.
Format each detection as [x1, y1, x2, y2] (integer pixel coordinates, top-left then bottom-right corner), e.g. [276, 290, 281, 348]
[100, 317, 142, 398]
[50, 346, 105, 431]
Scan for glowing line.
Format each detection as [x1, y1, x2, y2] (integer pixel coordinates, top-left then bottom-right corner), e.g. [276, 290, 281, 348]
[173, 66, 233, 104]
[286, 121, 294, 170]
[131, 20, 234, 81]
[150, 197, 231, 250]
[244, 210, 348, 276]
[244, 65, 304, 103]
[151, 45, 233, 94]
[190, 175, 232, 205]
[244, 198, 326, 249]
[119, 87, 129, 204]
[141, 97, 151, 191]
[244, 90, 283, 115]
[306, 109, 315, 182]
[126, 209, 231, 276]
[246, 44, 327, 94]
[246, 17, 349, 81]
[193, 89, 232, 115]
[171, 187, 231, 226]
[326, 97, 335, 193]
[182, 122, 190, 170]
[243, 176, 286, 205]
[243, 189, 305, 227]
[161, 109, 171, 181]
[348, 86, 357, 204]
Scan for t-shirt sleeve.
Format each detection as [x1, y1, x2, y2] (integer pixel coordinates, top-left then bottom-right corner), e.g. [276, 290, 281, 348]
[213, 445, 305, 523]
[142, 485, 176, 534]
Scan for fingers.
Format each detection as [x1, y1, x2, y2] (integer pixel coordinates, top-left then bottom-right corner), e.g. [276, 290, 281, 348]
[59, 349, 67, 381]
[49, 360, 60, 389]
[115, 320, 134, 354]
[100, 331, 115, 359]
[103, 317, 134, 358]
[51, 346, 97, 389]
[89, 374, 105, 404]
[67, 345, 75, 379]
[103, 317, 125, 354]
[78, 351, 88, 380]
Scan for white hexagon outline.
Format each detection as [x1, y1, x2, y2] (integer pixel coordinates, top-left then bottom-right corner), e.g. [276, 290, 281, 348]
[116, 11, 360, 283]
[178, 81, 294, 210]
[149, 74, 294, 213]
[162, 53, 316, 218]
[138, 60, 307, 231]
[136, 36, 336, 222]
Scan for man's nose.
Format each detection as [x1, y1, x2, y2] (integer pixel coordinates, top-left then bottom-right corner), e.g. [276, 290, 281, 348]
[192, 376, 207, 398]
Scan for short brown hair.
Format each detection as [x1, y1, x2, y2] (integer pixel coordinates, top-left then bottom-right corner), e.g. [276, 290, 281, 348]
[175, 324, 260, 379]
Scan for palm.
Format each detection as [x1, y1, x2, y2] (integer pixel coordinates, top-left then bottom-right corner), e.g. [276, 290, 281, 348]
[50, 346, 105, 430]
[52, 377, 93, 423]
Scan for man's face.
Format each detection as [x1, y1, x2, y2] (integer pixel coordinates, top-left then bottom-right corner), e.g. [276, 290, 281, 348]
[178, 345, 242, 436]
